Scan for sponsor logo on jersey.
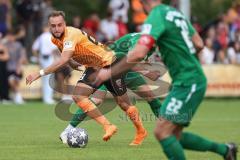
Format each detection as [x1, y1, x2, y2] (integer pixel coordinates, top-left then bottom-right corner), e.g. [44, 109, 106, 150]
[64, 41, 73, 49]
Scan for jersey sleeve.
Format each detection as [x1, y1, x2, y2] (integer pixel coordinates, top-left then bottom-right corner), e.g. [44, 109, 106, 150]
[141, 7, 165, 41]
[62, 32, 78, 52]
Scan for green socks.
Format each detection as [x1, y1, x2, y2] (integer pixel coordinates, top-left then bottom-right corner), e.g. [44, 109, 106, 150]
[148, 98, 161, 117]
[180, 132, 227, 156]
[160, 135, 186, 160]
[70, 108, 87, 127]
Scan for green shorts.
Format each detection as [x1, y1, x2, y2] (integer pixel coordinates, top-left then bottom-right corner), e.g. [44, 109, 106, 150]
[160, 80, 207, 126]
[98, 71, 147, 92]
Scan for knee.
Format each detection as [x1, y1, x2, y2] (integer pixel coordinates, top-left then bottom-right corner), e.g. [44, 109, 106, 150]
[154, 120, 176, 140]
[154, 125, 166, 140]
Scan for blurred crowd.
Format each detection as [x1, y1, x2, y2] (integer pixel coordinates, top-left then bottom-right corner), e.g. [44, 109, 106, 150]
[0, 0, 240, 104]
[198, 4, 240, 64]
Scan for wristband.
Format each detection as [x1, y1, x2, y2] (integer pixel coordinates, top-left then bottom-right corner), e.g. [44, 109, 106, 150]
[39, 69, 45, 76]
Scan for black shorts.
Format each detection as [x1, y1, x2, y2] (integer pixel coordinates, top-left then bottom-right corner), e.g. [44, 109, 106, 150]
[77, 67, 127, 96]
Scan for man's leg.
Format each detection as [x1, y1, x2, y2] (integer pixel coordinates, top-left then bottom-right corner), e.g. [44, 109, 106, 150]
[71, 88, 108, 127]
[60, 86, 108, 143]
[72, 82, 117, 141]
[104, 72, 147, 146]
[173, 125, 237, 160]
[125, 72, 161, 117]
[154, 118, 186, 160]
[114, 93, 147, 146]
[133, 85, 161, 117]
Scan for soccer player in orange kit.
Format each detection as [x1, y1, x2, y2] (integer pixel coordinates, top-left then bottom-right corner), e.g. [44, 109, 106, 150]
[26, 11, 147, 145]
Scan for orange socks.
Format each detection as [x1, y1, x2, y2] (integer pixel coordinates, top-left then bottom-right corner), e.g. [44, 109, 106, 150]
[126, 106, 147, 145]
[76, 97, 110, 127]
[76, 97, 117, 141]
[126, 106, 145, 132]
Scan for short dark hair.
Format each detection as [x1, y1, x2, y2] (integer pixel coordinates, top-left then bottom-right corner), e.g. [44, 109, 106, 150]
[48, 11, 65, 20]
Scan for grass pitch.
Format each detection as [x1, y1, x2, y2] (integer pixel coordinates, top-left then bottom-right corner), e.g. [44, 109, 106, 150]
[0, 99, 239, 160]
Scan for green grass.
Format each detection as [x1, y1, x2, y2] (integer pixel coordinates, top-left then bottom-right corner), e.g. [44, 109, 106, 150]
[0, 99, 239, 160]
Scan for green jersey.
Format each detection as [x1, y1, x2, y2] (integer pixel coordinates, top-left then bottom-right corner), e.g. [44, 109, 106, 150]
[142, 4, 206, 85]
[110, 33, 156, 60]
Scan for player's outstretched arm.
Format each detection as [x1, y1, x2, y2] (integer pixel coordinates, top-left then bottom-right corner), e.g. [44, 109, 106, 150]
[26, 51, 73, 85]
[92, 44, 150, 87]
[104, 34, 155, 79]
[132, 64, 161, 81]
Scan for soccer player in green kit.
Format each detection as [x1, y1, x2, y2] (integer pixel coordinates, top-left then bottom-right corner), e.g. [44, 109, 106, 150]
[92, 0, 238, 159]
[60, 32, 163, 145]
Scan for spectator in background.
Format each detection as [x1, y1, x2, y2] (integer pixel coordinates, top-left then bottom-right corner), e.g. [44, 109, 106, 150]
[199, 38, 215, 64]
[217, 50, 229, 64]
[100, 10, 119, 42]
[116, 16, 128, 38]
[0, 33, 10, 102]
[131, 0, 147, 31]
[82, 13, 100, 39]
[16, 0, 34, 57]
[0, 0, 11, 36]
[72, 15, 82, 29]
[216, 22, 229, 50]
[40, 0, 54, 27]
[227, 41, 240, 64]
[5, 31, 27, 104]
[108, 0, 129, 23]
[32, 26, 57, 104]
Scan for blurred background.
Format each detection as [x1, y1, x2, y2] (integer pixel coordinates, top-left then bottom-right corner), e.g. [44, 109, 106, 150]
[0, 0, 240, 105]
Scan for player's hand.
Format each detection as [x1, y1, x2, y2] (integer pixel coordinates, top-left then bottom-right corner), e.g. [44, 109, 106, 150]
[26, 72, 41, 85]
[91, 68, 111, 87]
[144, 70, 161, 81]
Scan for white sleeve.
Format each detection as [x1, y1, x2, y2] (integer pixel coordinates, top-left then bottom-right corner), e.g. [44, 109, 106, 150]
[32, 37, 40, 51]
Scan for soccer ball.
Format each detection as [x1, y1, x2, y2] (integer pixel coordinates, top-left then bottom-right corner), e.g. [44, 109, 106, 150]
[67, 128, 88, 148]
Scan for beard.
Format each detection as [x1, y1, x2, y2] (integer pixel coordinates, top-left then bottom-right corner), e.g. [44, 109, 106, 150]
[52, 32, 64, 39]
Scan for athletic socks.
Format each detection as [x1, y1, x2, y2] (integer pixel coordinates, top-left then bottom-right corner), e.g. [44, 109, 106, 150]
[180, 132, 228, 156]
[160, 135, 186, 160]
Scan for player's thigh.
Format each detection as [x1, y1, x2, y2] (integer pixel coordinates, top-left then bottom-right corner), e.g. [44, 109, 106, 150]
[73, 68, 96, 101]
[160, 81, 207, 126]
[104, 73, 127, 97]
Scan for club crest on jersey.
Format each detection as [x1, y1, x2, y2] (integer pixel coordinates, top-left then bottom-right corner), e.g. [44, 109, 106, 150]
[64, 41, 73, 49]
[141, 24, 152, 34]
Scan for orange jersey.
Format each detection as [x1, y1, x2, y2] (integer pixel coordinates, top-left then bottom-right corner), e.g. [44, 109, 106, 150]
[51, 26, 116, 68]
